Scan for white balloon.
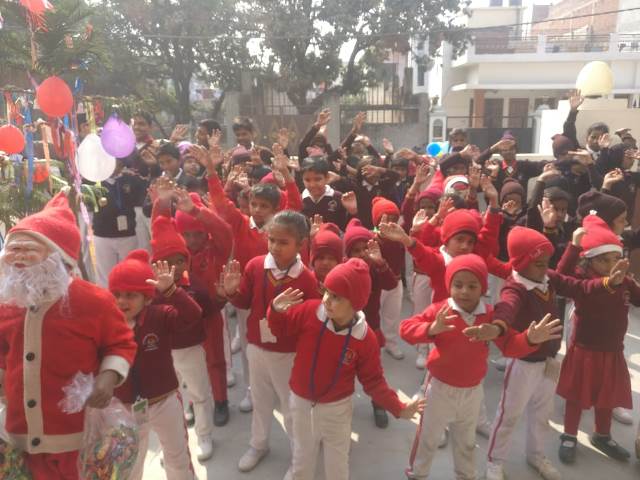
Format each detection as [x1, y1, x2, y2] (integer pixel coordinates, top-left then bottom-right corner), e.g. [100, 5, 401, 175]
[77, 133, 116, 182]
[576, 61, 613, 97]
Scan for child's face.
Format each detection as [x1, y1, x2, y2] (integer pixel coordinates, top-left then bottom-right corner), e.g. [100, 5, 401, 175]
[499, 143, 517, 162]
[445, 163, 468, 177]
[587, 129, 606, 152]
[501, 193, 522, 213]
[237, 195, 251, 216]
[313, 253, 339, 282]
[268, 224, 302, 268]
[182, 231, 208, 253]
[183, 156, 201, 177]
[519, 254, 550, 283]
[449, 134, 467, 149]
[450, 270, 482, 313]
[302, 171, 328, 199]
[323, 289, 356, 325]
[348, 240, 369, 261]
[158, 154, 180, 177]
[381, 214, 400, 225]
[113, 291, 150, 322]
[589, 251, 622, 277]
[133, 116, 151, 142]
[363, 168, 381, 185]
[550, 199, 568, 222]
[611, 211, 628, 235]
[250, 196, 276, 227]
[391, 165, 408, 180]
[196, 126, 209, 147]
[163, 253, 188, 282]
[418, 198, 437, 218]
[445, 233, 476, 257]
[234, 127, 253, 148]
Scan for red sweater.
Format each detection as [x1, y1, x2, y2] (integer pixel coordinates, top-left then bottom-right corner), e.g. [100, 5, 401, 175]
[115, 288, 202, 404]
[267, 300, 406, 416]
[362, 258, 398, 346]
[557, 244, 640, 351]
[230, 255, 321, 352]
[400, 299, 537, 387]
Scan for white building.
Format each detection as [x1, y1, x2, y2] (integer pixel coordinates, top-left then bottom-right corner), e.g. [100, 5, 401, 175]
[417, 0, 640, 152]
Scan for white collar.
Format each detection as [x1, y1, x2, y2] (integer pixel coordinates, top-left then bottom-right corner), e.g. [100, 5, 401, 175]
[249, 216, 265, 232]
[316, 304, 368, 340]
[302, 185, 335, 203]
[362, 179, 375, 191]
[440, 245, 453, 266]
[512, 271, 549, 293]
[264, 253, 304, 280]
[447, 298, 487, 326]
[163, 168, 183, 181]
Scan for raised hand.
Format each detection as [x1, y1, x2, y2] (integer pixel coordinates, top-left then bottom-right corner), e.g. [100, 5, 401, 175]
[480, 174, 498, 208]
[603, 168, 624, 189]
[277, 128, 290, 150]
[379, 220, 412, 247]
[414, 163, 433, 186]
[526, 314, 563, 344]
[187, 144, 209, 168]
[173, 188, 196, 213]
[271, 143, 292, 180]
[366, 239, 385, 266]
[502, 199, 520, 216]
[341, 191, 358, 215]
[431, 197, 455, 226]
[315, 108, 331, 128]
[463, 323, 501, 342]
[491, 138, 516, 154]
[539, 163, 561, 182]
[146, 261, 176, 293]
[468, 164, 481, 190]
[572, 227, 586, 247]
[272, 288, 304, 313]
[221, 260, 242, 296]
[169, 124, 190, 143]
[598, 133, 612, 150]
[429, 305, 457, 336]
[569, 149, 594, 166]
[382, 138, 394, 155]
[609, 259, 630, 286]
[460, 144, 480, 161]
[538, 197, 559, 229]
[352, 111, 366, 133]
[399, 397, 426, 420]
[412, 209, 429, 232]
[309, 214, 323, 238]
[151, 176, 175, 203]
[569, 90, 584, 111]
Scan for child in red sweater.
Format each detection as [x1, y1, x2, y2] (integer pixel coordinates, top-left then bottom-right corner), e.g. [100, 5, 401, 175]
[221, 211, 321, 474]
[310, 222, 344, 287]
[555, 215, 640, 463]
[401, 254, 561, 480]
[110, 250, 203, 480]
[268, 258, 424, 480]
[485, 227, 629, 480]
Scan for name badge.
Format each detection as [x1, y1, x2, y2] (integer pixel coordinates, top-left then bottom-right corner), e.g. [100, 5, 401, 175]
[116, 215, 129, 232]
[132, 397, 149, 423]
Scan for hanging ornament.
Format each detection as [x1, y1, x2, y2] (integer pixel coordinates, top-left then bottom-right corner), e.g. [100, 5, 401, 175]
[0, 125, 25, 154]
[101, 115, 136, 158]
[36, 76, 74, 117]
[77, 134, 116, 182]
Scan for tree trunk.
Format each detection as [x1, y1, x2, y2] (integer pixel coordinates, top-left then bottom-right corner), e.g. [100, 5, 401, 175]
[173, 73, 192, 123]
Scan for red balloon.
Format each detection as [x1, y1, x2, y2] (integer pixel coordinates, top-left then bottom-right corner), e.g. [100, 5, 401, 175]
[0, 125, 25, 155]
[36, 76, 74, 118]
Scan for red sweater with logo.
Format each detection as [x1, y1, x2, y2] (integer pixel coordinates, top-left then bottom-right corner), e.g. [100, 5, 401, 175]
[267, 300, 406, 416]
[229, 255, 321, 352]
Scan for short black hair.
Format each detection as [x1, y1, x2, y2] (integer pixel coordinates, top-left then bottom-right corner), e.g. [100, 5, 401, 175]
[587, 122, 609, 135]
[449, 128, 467, 138]
[391, 156, 409, 169]
[251, 182, 280, 209]
[199, 119, 221, 135]
[269, 210, 309, 243]
[301, 158, 330, 176]
[158, 142, 180, 160]
[232, 116, 255, 133]
[133, 111, 153, 125]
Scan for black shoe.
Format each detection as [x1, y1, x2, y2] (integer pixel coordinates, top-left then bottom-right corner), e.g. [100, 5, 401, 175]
[185, 403, 195, 428]
[372, 404, 388, 429]
[214, 400, 230, 427]
[558, 434, 577, 464]
[590, 434, 630, 461]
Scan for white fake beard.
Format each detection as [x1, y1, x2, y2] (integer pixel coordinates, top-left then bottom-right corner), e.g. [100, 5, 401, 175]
[0, 252, 71, 308]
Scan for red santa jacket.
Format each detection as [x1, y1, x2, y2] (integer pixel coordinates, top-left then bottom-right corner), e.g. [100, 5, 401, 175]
[267, 299, 406, 417]
[0, 279, 137, 454]
[400, 298, 537, 387]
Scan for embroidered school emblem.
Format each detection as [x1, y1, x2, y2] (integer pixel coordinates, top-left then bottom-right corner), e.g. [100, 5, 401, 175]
[142, 333, 160, 352]
[342, 348, 356, 365]
[328, 200, 338, 212]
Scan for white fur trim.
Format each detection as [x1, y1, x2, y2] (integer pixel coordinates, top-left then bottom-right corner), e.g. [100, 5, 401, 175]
[583, 244, 623, 258]
[4, 231, 77, 267]
[100, 355, 131, 387]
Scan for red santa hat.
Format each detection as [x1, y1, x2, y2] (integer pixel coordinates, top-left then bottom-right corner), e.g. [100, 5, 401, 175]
[443, 175, 470, 195]
[175, 193, 206, 234]
[507, 226, 554, 272]
[108, 249, 156, 298]
[6, 191, 80, 267]
[440, 209, 480, 245]
[151, 216, 191, 263]
[311, 223, 344, 265]
[323, 258, 372, 311]
[445, 253, 488, 294]
[372, 196, 400, 226]
[344, 218, 374, 256]
[581, 215, 623, 258]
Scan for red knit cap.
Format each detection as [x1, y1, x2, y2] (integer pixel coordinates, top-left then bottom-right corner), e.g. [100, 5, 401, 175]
[324, 258, 372, 311]
[344, 218, 374, 256]
[372, 196, 400, 226]
[311, 223, 344, 265]
[175, 193, 206, 234]
[151, 216, 191, 263]
[581, 215, 623, 258]
[507, 226, 554, 272]
[417, 187, 442, 205]
[445, 253, 488, 294]
[7, 192, 81, 266]
[108, 249, 156, 297]
[440, 209, 480, 245]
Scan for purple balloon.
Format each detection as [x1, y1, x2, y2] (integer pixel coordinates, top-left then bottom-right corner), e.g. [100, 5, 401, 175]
[100, 115, 136, 158]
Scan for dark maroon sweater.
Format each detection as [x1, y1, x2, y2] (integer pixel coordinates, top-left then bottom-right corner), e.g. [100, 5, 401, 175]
[494, 271, 609, 361]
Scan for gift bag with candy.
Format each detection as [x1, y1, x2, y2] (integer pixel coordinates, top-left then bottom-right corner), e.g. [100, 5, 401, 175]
[0, 405, 32, 479]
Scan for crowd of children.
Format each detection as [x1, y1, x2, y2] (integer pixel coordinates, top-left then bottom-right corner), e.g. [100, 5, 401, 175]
[5, 88, 640, 480]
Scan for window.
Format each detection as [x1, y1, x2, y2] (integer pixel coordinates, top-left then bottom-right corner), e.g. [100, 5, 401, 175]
[490, 0, 503, 6]
[417, 64, 426, 87]
[433, 119, 444, 140]
[509, 0, 522, 6]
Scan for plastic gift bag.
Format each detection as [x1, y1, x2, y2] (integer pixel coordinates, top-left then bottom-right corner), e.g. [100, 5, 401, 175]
[0, 404, 32, 479]
[59, 372, 139, 480]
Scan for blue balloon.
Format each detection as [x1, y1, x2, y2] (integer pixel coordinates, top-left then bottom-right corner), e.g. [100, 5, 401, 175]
[427, 142, 441, 156]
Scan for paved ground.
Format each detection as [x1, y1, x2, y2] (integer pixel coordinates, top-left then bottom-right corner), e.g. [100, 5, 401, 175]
[143, 299, 640, 479]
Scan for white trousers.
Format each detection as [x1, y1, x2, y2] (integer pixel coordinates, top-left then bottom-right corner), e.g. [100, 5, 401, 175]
[247, 344, 294, 451]
[134, 206, 151, 252]
[290, 393, 353, 480]
[236, 307, 251, 387]
[93, 235, 138, 287]
[487, 359, 556, 464]
[408, 377, 482, 480]
[128, 391, 194, 480]
[412, 273, 433, 356]
[222, 307, 233, 380]
[172, 345, 214, 440]
[380, 282, 404, 350]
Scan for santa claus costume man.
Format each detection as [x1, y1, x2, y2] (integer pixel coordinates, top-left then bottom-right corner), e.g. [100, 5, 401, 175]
[0, 192, 137, 479]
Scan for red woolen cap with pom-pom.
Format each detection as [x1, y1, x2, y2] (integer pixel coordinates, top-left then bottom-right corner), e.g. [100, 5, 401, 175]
[311, 223, 344, 265]
[371, 196, 400, 226]
[108, 249, 156, 298]
[175, 193, 206, 234]
[507, 226, 554, 273]
[445, 253, 488, 294]
[324, 258, 372, 311]
[151, 216, 191, 263]
[343, 218, 374, 257]
[440, 209, 480, 245]
[581, 215, 623, 258]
